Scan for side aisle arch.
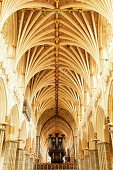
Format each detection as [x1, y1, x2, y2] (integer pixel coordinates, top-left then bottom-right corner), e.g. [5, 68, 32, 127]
[96, 107, 109, 142]
[6, 105, 19, 141]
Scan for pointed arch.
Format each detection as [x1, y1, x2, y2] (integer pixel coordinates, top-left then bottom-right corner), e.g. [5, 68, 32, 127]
[9, 105, 19, 140]
[96, 107, 105, 142]
[20, 120, 27, 141]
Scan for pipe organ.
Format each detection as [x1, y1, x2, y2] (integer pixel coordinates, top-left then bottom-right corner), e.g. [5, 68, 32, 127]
[48, 133, 65, 163]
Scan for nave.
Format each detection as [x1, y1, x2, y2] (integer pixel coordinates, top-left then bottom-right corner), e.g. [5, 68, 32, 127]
[0, 0, 113, 170]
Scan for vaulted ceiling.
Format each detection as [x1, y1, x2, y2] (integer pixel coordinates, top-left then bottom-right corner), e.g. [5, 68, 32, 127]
[0, 0, 112, 144]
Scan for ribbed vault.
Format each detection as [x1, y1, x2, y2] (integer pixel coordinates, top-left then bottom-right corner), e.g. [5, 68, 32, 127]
[0, 0, 111, 147]
[37, 109, 75, 149]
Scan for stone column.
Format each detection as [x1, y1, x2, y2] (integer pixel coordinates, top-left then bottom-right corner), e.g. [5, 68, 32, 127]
[84, 149, 90, 170]
[15, 140, 25, 170]
[35, 136, 40, 169]
[89, 150, 100, 170]
[36, 136, 40, 158]
[3, 140, 18, 170]
[78, 158, 81, 170]
[110, 125, 113, 149]
[0, 125, 5, 156]
[83, 155, 89, 170]
[73, 135, 78, 159]
[88, 133, 100, 170]
[78, 152, 84, 170]
[105, 122, 113, 169]
[79, 158, 84, 170]
[24, 153, 30, 170]
[110, 128, 113, 169]
[0, 124, 6, 170]
[97, 142, 112, 170]
[29, 156, 34, 170]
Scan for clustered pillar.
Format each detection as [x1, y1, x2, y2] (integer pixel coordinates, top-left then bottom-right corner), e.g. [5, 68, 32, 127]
[25, 153, 30, 170]
[24, 153, 34, 170]
[78, 152, 84, 170]
[2, 131, 35, 170]
[3, 141, 18, 170]
[36, 136, 40, 158]
[0, 125, 5, 156]
[78, 142, 112, 170]
[89, 149, 100, 170]
[109, 124, 113, 169]
[84, 149, 90, 170]
[97, 142, 112, 170]
[15, 140, 25, 170]
[29, 156, 34, 170]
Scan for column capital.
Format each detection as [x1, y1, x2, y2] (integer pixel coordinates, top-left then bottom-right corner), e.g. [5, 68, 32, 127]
[91, 139, 100, 143]
[91, 132, 100, 144]
[108, 123, 113, 131]
[0, 126, 5, 131]
[84, 148, 89, 155]
[30, 153, 35, 159]
[5, 140, 18, 143]
[36, 136, 40, 138]
[25, 148, 30, 155]
[90, 138, 100, 150]
[0, 122, 9, 129]
[17, 138, 24, 141]
[25, 152, 30, 156]
[96, 141, 110, 145]
[17, 138, 25, 150]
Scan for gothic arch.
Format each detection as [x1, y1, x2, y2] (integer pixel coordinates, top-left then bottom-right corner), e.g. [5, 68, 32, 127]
[19, 120, 27, 149]
[9, 105, 19, 140]
[20, 120, 27, 141]
[96, 107, 105, 142]
[0, 78, 7, 123]
[26, 131, 32, 150]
